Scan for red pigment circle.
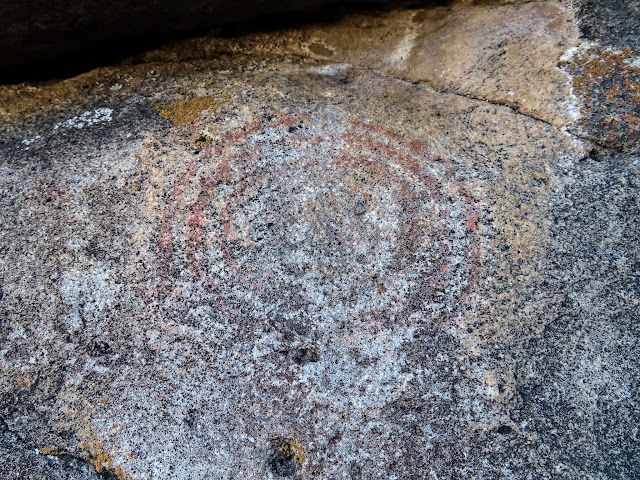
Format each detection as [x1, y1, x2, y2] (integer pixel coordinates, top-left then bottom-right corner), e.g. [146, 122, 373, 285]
[154, 113, 483, 326]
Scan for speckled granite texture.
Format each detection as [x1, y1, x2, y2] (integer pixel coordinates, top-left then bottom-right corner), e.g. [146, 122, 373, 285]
[0, 1, 639, 479]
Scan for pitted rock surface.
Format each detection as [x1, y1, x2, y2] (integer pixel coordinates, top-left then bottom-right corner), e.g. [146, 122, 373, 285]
[155, 111, 483, 326]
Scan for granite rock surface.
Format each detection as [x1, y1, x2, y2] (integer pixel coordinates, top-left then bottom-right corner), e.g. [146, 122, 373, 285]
[0, 0, 403, 82]
[0, 1, 639, 479]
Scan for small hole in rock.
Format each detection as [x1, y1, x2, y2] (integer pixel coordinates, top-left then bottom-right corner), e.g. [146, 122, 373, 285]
[354, 200, 367, 216]
[268, 437, 303, 477]
[497, 425, 514, 435]
[292, 346, 319, 365]
[90, 340, 113, 356]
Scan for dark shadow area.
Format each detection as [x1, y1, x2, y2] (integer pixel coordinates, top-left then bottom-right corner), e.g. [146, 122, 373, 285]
[0, 0, 453, 85]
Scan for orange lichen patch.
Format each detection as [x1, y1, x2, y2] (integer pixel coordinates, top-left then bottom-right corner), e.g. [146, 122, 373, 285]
[288, 441, 305, 465]
[79, 441, 137, 480]
[16, 378, 32, 388]
[561, 44, 640, 147]
[270, 437, 306, 471]
[99, 397, 108, 404]
[94, 453, 113, 473]
[151, 81, 229, 130]
[40, 446, 64, 455]
[153, 95, 228, 129]
[115, 466, 129, 479]
[80, 442, 113, 474]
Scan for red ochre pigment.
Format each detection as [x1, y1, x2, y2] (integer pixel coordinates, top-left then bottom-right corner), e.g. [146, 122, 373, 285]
[154, 113, 484, 328]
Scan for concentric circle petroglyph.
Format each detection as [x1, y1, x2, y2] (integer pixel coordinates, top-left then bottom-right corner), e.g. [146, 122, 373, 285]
[155, 111, 483, 327]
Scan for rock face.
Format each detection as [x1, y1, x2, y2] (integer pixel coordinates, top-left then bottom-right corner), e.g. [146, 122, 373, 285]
[0, 1, 639, 479]
[0, 0, 405, 82]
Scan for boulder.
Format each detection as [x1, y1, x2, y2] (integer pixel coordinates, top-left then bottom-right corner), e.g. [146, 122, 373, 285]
[1, 1, 639, 478]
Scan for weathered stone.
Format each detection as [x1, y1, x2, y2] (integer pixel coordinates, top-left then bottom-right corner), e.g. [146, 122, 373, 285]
[0, 0, 405, 82]
[243, 1, 580, 127]
[574, 0, 640, 51]
[0, 1, 639, 479]
[560, 43, 640, 153]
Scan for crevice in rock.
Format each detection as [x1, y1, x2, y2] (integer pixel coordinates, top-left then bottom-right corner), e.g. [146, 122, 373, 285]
[337, 60, 623, 153]
[0, 416, 118, 480]
[51, 453, 121, 480]
[0, 416, 29, 446]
